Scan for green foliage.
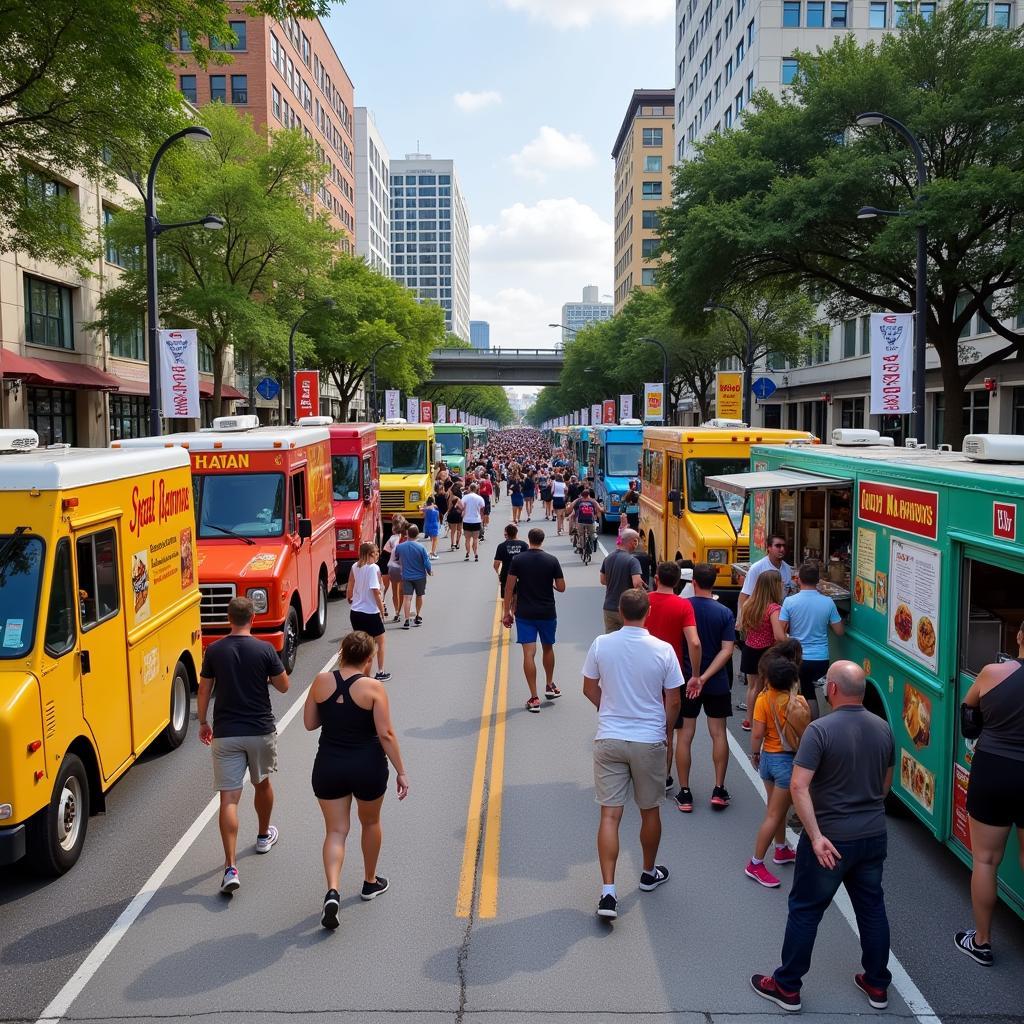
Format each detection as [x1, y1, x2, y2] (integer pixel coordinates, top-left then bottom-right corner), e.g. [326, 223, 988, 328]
[424, 385, 515, 426]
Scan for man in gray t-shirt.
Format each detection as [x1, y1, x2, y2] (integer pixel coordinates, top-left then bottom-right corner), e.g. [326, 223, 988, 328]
[752, 661, 895, 1014]
[599, 530, 644, 633]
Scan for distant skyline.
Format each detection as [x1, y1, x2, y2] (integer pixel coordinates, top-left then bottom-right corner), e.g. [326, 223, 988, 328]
[325, 0, 675, 349]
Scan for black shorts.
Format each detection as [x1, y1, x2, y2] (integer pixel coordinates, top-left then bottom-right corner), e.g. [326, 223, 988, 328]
[966, 750, 1024, 828]
[312, 746, 388, 802]
[350, 610, 385, 638]
[463, 522, 482, 532]
[740, 643, 773, 677]
[541, 488, 552, 501]
[553, 497, 566, 510]
[798, 659, 830, 703]
[483, 498, 491, 515]
[677, 691, 733, 722]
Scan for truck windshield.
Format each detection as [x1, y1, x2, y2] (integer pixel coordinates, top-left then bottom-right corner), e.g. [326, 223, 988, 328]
[0, 533, 43, 659]
[687, 457, 750, 515]
[438, 433, 464, 455]
[194, 473, 286, 538]
[379, 440, 426, 475]
[605, 443, 642, 478]
[332, 456, 360, 500]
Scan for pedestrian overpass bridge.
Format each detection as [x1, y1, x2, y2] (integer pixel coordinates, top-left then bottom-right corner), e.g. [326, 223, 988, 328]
[427, 347, 564, 386]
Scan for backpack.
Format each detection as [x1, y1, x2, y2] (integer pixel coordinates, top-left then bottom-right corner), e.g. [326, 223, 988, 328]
[768, 688, 812, 753]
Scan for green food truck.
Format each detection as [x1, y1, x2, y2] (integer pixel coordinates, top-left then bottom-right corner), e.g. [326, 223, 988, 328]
[707, 430, 1024, 919]
[434, 424, 469, 476]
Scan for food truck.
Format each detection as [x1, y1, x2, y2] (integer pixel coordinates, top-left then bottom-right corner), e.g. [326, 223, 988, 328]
[707, 430, 1024, 917]
[376, 420, 435, 528]
[114, 415, 335, 674]
[327, 422, 381, 583]
[639, 424, 816, 607]
[0, 431, 202, 874]
[570, 426, 595, 480]
[434, 424, 469, 476]
[591, 422, 644, 531]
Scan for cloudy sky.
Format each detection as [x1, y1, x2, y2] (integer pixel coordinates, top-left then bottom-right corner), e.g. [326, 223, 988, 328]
[325, 0, 675, 352]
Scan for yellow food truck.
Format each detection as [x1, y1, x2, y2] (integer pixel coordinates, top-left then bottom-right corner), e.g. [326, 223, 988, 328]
[376, 420, 436, 528]
[0, 431, 202, 874]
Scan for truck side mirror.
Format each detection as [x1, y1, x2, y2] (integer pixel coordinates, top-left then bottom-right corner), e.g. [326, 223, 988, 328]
[298, 517, 313, 540]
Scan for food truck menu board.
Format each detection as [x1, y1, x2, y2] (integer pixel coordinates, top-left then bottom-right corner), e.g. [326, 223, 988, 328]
[887, 538, 940, 673]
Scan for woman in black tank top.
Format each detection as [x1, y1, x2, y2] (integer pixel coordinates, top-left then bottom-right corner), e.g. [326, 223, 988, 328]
[303, 631, 409, 929]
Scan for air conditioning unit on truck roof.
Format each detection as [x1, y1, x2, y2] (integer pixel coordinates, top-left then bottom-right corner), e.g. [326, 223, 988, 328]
[0, 429, 39, 453]
[963, 434, 1024, 462]
[212, 415, 260, 432]
[832, 428, 894, 447]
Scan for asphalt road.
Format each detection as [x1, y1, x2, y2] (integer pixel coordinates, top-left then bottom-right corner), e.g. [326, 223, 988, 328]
[2, 518, 1024, 1024]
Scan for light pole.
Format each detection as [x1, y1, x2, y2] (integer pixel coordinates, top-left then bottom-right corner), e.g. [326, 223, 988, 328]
[549, 323, 579, 347]
[369, 340, 400, 421]
[704, 302, 754, 425]
[145, 126, 223, 437]
[288, 299, 335, 422]
[638, 336, 670, 425]
[855, 110, 928, 443]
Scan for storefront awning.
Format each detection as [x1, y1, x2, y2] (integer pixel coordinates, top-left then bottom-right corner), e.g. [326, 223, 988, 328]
[705, 469, 852, 499]
[1, 351, 121, 391]
[199, 381, 245, 400]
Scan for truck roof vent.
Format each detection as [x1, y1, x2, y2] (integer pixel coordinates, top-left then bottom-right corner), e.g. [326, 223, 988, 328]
[704, 418, 747, 428]
[831, 428, 894, 448]
[0, 429, 39, 453]
[212, 414, 260, 432]
[295, 415, 334, 427]
[383, 417, 408, 424]
[619, 418, 643, 425]
[963, 433, 1024, 462]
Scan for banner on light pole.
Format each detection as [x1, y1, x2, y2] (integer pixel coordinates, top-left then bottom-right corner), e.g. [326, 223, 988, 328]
[602, 399, 616, 425]
[619, 394, 633, 421]
[158, 329, 200, 419]
[870, 312, 914, 415]
[407, 397, 420, 423]
[643, 383, 664, 423]
[384, 390, 400, 420]
[421, 401, 433, 423]
[437, 403, 446, 424]
[591, 403, 601, 426]
[715, 372, 743, 420]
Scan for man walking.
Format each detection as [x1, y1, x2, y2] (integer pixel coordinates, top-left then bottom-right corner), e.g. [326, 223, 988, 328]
[583, 588, 683, 920]
[493, 523, 527, 597]
[752, 661, 895, 1014]
[396, 524, 432, 629]
[673, 563, 736, 812]
[198, 596, 290, 894]
[461, 482, 486, 562]
[599, 528, 644, 632]
[503, 527, 565, 713]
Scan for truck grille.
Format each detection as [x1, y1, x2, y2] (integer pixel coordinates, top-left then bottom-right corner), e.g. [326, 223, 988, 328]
[380, 490, 405, 512]
[736, 546, 750, 561]
[199, 583, 236, 626]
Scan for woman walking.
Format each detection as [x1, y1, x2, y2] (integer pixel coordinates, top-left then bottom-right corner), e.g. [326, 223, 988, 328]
[623, 482, 641, 532]
[423, 496, 440, 558]
[434, 483, 450, 541]
[551, 472, 568, 535]
[446, 484, 464, 551]
[509, 474, 524, 524]
[538, 467, 553, 520]
[383, 520, 408, 621]
[346, 542, 390, 681]
[522, 471, 536, 521]
[304, 631, 409, 929]
[737, 569, 786, 732]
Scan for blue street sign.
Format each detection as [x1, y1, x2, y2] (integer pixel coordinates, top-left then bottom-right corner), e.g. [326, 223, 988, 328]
[256, 377, 281, 401]
[751, 376, 777, 401]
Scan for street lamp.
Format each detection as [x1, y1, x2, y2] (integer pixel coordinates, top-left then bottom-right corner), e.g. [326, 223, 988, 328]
[855, 110, 928, 443]
[288, 299, 335, 422]
[704, 302, 754, 425]
[369, 340, 400, 421]
[145, 125, 223, 436]
[638, 336, 670, 425]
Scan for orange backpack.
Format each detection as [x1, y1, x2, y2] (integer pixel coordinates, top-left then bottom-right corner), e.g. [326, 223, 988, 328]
[768, 688, 812, 753]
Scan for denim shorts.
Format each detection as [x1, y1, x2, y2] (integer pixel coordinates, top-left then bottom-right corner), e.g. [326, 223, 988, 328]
[759, 750, 795, 789]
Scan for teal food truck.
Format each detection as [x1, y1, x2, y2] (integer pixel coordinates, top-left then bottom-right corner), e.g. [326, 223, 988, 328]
[434, 424, 469, 476]
[708, 431, 1024, 918]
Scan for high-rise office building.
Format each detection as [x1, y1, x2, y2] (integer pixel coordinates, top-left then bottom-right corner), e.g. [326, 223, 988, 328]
[612, 89, 675, 313]
[355, 108, 391, 275]
[389, 154, 471, 341]
[470, 321, 491, 350]
[561, 286, 613, 344]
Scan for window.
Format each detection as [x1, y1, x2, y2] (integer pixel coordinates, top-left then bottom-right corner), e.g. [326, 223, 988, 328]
[725, 106, 734, 129]
[642, 127, 663, 146]
[229, 20, 246, 49]
[642, 238, 660, 257]
[934, 389, 989, 442]
[179, 74, 197, 103]
[25, 276, 73, 349]
[210, 75, 226, 102]
[76, 530, 119, 629]
[110, 318, 145, 360]
[973, 2, 988, 23]
[869, 1, 887, 26]
[783, 0, 801, 25]
[747, 17, 755, 42]
[642, 181, 663, 198]
[1013, 387, 1024, 434]
[831, 1, 848, 25]
[782, 58, 799, 84]
[746, 71, 754, 100]
[109, 394, 150, 440]
[199, 343, 214, 373]
[843, 318, 858, 358]
[714, 74, 722, 99]
[994, 1, 1012, 25]
[860, 314, 871, 354]
[28, 387, 76, 445]
[303, 81, 312, 113]
[807, 0, 826, 23]
[736, 38, 745, 62]
[301, 32, 311, 65]
[23, 168, 68, 203]
[230, 74, 247, 104]
[270, 32, 282, 72]
[725, 57, 734, 81]
[840, 397, 865, 430]
[272, 86, 281, 120]
[641, 268, 658, 286]
[895, 1, 913, 23]
[642, 210, 660, 229]
[736, 88, 745, 114]
[644, 155, 663, 172]
[45, 540, 75, 658]
[920, 0, 936, 15]
[103, 207, 124, 267]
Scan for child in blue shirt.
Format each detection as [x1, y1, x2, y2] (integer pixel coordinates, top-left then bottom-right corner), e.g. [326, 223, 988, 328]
[423, 496, 440, 558]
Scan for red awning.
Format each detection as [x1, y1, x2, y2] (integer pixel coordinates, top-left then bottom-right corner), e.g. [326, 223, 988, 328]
[116, 377, 150, 395]
[198, 381, 245, 400]
[1, 351, 121, 391]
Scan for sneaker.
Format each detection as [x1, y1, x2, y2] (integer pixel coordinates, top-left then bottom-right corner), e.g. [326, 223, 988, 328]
[374, 671, 392, 681]
[750, 974, 801, 1013]
[772, 845, 797, 865]
[745, 860, 781, 888]
[544, 683, 561, 700]
[392, 614, 400, 623]
[639, 865, 670, 891]
[465, 554, 470, 561]
[711, 785, 731, 809]
[414, 615, 423, 626]
[954, 928, 993, 966]
[402, 619, 411, 630]
[255, 825, 279, 854]
[220, 866, 240, 894]
[675, 787, 694, 813]
[597, 893, 618, 919]
[526, 696, 541, 713]
[361, 876, 390, 901]
[429, 553, 439, 560]
[321, 888, 340, 929]
[854, 973, 889, 1009]
[737, 700, 748, 711]
[741, 719, 752, 731]
[665, 775, 674, 794]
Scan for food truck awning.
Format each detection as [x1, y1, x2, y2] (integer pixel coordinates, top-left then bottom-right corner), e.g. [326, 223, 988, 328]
[705, 469, 852, 499]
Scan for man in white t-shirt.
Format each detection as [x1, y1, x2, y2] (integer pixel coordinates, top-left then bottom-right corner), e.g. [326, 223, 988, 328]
[460, 482, 487, 563]
[738, 533, 795, 619]
[583, 588, 684, 921]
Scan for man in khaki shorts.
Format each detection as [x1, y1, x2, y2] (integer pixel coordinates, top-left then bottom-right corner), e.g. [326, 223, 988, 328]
[583, 588, 683, 920]
[198, 597, 289, 894]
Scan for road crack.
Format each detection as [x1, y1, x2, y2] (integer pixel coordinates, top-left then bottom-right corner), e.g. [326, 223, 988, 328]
[454, 772, 490, 1024]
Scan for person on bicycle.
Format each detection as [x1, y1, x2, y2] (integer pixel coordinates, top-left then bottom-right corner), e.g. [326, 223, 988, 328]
[570, 488, 601, 559]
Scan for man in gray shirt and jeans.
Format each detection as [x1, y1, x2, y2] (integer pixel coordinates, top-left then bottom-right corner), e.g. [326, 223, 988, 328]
[751, 660, 895, 1014]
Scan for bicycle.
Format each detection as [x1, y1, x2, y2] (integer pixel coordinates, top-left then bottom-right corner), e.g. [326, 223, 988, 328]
[580, 528, 595, 565]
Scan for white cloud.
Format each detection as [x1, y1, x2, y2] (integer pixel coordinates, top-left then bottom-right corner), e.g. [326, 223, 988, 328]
[471, 198, 612, 350]
[500, 0, 673, 29]
[507, 126, 596, 181]
[453, 90, 503, 113]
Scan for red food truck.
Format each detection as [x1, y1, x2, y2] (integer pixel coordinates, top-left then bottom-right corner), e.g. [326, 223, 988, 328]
[326, 422, 381, 582]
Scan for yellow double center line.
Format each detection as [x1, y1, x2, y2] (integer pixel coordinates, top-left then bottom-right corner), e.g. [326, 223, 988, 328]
[455, 597, 511, 919]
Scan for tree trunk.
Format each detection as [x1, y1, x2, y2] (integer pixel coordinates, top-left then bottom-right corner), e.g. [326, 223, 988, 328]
[339, 393, 351, 421]
[212, 343, 225, 420]
[939, 343, 969, 450]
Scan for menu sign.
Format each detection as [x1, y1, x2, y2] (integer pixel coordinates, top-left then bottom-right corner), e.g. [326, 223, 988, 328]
[888, 538, 940, 672]
[858, 481, 938, 541]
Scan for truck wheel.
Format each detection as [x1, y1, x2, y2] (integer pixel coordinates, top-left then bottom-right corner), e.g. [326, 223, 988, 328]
[304, 575, 328, 639]
[157, 660, 191, 752]
[283, 603, 301, 673]
[28, 753, 90, 876]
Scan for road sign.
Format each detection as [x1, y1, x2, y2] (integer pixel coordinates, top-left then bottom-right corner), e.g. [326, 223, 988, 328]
[751, 376, 777, 401]
[256, 376, 280, 401]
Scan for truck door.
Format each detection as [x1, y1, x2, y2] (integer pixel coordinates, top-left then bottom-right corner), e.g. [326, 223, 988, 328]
[290, 469, 312, 611]
[362, 454, 375, 541]
[74, 525, 132, 779]
[667, 455, 685, 559]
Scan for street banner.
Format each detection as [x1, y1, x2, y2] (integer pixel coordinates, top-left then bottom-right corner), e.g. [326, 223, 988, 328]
[437, 403, 446, 424]
[602, 399, 616, 425]
[715, 371, 743, 420]
[870, 312, 913, 415]
[580, 408, 588, 425]
[591, 403, 601, 426]
[407, 397, 420, 423]
[158, 328, 200, 419]
[620, 394, 633, 421]
[294, 370, 320, 420]
[643, 383, 664, 423]
[421, 401, 433, 423]
[384, 389, 400, 420]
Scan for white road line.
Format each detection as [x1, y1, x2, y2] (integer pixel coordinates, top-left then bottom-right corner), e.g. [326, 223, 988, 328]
[35, 652, 340, 1024]
[597, 540, 610, 557]
[725, 729, 941, 1024]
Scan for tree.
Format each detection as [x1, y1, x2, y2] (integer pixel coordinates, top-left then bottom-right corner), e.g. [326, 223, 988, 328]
[93, 103, 337, 414]
[422, 384, 515, 426]
[658, 0, 1024, 447]
[0, 0, 335, 267]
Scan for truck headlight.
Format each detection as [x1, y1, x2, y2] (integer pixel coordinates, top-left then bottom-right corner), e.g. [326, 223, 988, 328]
[706, 549, 728, 564]
[409, 491, 421, 503]
[246, 588, 269, 613]
[610, 494, 621, 505]
[0, 803, 11, 821]
[337, 528, 354, 541]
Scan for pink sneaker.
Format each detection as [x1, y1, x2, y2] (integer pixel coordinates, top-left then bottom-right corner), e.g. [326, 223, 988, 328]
[772, 845, 797, 865]
[745, 860, 781, 888]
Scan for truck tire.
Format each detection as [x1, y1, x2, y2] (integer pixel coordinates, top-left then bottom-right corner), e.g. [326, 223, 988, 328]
[27, 752, 90, 876]
[304, 574, 328, 639]
[283, 603, 301, 674]
[157, 660, 191, 752]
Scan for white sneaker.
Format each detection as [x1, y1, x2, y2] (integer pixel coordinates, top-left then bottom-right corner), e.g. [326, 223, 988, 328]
[255, 825, 279, 854]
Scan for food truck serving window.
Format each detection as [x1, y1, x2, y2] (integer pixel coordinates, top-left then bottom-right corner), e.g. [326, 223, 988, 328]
[706, 469, 851, 533]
